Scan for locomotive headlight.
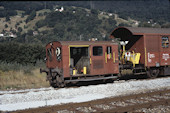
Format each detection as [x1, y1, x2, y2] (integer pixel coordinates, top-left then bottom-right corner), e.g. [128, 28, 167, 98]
[56, 47, 61, 57]
[56, 47, 61, 61]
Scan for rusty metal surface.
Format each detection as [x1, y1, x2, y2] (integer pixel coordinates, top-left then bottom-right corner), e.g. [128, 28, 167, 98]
[93, 59, 104, 69]
[146, 35, 159, 52]
[45, 41, 119, 79]
[145, 35, 160, 67]
[46, 41, 118, 46]
[124, 27, 170, 35]
[160, 52, 170, 66]
[110, 27, 170, 40]
[46, 41, 62, 69]
[159, 36, 170, 66]
[145, 35, 170, 67]
[90, 44, 119, 75]
[106, 45, 119, 74]
[59, 41, 118, 45]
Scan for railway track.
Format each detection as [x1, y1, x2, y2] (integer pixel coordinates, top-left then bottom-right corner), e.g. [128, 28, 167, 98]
[0, 86, 80, 95]
[0, 88, 55, 96]
[11, 88, 170, 113]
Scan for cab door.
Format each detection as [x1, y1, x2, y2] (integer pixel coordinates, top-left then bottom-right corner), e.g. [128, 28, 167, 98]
[90, 45, 105, 75]
[105, 45, 119, 74]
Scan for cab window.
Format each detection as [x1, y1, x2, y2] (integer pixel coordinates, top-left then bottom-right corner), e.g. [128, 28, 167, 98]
[93, 46, 103, 56]
[162, 36, 169, 48]
[47, 48, 52, 61]
[107, 46, 112, 59]
[107, 46, 112, 54]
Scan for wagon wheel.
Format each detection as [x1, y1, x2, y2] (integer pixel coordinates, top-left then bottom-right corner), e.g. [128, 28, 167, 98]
[147, 68, 159, 78]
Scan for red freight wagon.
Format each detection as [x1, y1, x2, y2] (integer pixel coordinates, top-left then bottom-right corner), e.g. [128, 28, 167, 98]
[111, 27, 170, 78]
[41, 41, 119, 87]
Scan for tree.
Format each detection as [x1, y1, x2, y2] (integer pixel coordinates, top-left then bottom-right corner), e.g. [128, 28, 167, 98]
[18, 27, 23, 33]
[10, 28, 17, 34]
[91, 9, 98, 15]
[139, 22, 152, 27]
[27, 29, 33, 36]
[4, 24, 8, 28]
[0, 42, 45, 65]
[5, 15, 10, 21]
[38, 13, 43, 16]
[35, 19, 46, 28]
[25, 10, 36, 23]
[21, 13, 25, 18]
[161, 23, 170, 28]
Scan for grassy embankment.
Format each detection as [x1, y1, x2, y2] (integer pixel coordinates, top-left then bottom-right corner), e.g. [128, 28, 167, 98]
[0, 61, 50, 90]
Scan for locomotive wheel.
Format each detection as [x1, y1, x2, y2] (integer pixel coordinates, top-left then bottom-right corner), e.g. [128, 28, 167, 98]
[147, 68, 159, 78]
[50, 79, 58, 88]
[49, 72, 65, 88]
[56, 75, 65, 88]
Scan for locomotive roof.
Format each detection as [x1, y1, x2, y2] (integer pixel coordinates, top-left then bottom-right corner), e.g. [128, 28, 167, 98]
[110, 26, 170, 41]
[50, 41, 118, 45]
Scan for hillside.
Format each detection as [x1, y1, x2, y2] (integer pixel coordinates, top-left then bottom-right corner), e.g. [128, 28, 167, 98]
[0, 1, 170, 44]
[0, 6, 138, 43]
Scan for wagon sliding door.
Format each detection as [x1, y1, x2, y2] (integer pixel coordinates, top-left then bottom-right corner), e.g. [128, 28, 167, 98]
[145, 35, 160, 67]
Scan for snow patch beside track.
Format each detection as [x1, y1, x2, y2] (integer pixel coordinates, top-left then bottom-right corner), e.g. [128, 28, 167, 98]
[0, 77, 170, 111]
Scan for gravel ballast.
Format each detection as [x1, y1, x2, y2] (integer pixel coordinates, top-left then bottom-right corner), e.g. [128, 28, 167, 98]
[0, 77, 170, 111]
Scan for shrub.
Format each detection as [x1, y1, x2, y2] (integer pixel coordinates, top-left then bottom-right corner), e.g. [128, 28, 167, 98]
[5, 15, 10, 21]
[25, 10, 36, 23]
[4, 24, 8, 28]
[35, 19, 46, 28]
[0, 60, 45, 73]
[0, 43, 46, 65]
[18, 27, 23, 32]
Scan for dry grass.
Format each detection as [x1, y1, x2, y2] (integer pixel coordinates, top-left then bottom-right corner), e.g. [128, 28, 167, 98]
[114, 14, 129, 26]
[38, 26, 52, 32]
[98, 13, 110, 19]
[0, 15, 27, 33]
[0, 69, 50, 90]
